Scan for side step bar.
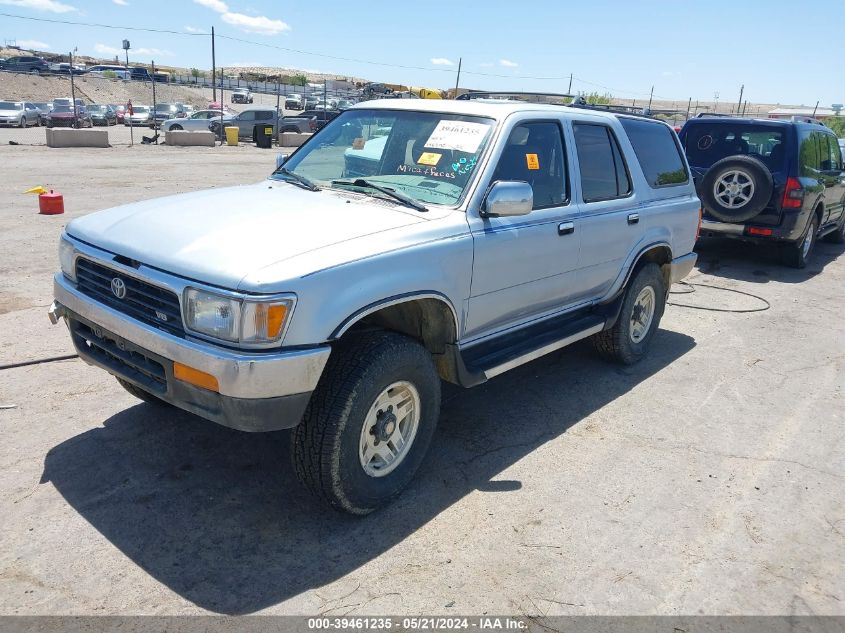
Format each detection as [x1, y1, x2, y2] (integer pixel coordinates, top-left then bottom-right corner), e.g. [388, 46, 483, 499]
[455, 310, 606, 385]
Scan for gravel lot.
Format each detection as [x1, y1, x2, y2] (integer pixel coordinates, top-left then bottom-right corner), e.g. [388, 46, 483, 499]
[0, 138, 843, 617]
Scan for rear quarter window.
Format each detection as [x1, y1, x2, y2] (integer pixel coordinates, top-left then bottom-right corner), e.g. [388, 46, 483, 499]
[620, 117, 688, 187]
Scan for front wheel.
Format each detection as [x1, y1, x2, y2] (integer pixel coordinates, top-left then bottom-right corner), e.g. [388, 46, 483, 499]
[116, 377, 170, 406]
[19, 116, 26, 128]
[824, 213, 845, 245]
[291, 331, 441, 514]
[592, 263, 666, 365]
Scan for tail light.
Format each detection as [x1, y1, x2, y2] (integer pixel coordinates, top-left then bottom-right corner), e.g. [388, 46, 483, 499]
[696, 207, 702, 239]
[782, 177, 804, 209]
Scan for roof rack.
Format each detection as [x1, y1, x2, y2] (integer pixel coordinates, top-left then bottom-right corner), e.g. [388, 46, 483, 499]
[455, 90, 657, 118]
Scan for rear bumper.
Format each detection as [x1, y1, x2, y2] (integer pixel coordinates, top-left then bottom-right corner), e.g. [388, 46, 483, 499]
[669, 252, 698, 284]
[51, 274, 331, 432]
[700, 212, 807, 243]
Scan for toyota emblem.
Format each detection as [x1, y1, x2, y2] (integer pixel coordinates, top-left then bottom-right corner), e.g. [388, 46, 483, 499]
[110, 277, 127, 299]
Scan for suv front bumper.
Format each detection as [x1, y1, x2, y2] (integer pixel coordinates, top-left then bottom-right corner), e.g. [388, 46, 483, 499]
[51, 274, 331, 432]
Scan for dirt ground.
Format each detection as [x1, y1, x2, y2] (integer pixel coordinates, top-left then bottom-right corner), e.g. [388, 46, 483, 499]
[0, 138, 843, 617]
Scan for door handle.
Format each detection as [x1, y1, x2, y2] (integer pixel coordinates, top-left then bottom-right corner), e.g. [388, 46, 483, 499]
[627, 213, 640, 225]
[558, 221, 575, 236]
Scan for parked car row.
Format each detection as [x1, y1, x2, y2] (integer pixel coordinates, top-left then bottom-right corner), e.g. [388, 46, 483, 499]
[0, 56, 160, 81]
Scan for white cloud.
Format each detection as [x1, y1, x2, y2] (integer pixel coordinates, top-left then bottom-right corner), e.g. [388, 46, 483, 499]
[499, 59, 518, 68]
[193, 0, 227, 12]
[430, 57, 453, 66]
[112, 0, 128, 5]
[0, 0, 76, 13]
[184, 25, 205, 33]
[17, 39, 50, 49]
[94, 43, 173, 57]
[221, 11, 289, 35]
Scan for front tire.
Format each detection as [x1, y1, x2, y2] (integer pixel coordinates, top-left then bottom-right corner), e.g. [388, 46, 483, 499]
[19, 116, 26, 128]
[291, 331, 441, 514]
[592, 263, 666, 365]
[116, 377, 170, 406]
[824, 213, 845, 245]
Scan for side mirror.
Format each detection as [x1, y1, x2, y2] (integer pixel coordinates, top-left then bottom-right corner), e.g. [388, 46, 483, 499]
[482, 181, 533, 218]
[276, 153, 289, 169]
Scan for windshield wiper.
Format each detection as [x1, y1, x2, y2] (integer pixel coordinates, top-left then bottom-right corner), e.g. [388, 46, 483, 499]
[275, 167, 320, 191]
[331, 179, 427, 212]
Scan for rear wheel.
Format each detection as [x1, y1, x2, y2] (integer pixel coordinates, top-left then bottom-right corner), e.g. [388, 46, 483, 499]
[170, 124, 183, 131]
[783, 215, 819, 268]
[116, 378, 170, 406]
[291, 331, 441, 514]
[592, 263, 666, 365]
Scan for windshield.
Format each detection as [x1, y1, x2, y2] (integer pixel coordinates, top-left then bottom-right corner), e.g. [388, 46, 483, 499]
[88, 105, 106, 113]
[0, 102, 23, 110]
[155, 104, 174, 112]
[684, 123, 786, 171]
[52, 106, 73, 113]
[133, 107, 149, 113]
[275, 109, 495, 206]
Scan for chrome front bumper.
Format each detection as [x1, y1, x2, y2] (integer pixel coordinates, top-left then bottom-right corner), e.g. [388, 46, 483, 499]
[52, 273, 331, 400]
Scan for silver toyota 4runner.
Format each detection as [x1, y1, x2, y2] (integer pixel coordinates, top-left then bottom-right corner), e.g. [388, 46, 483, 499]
[50, 97, 699, 513]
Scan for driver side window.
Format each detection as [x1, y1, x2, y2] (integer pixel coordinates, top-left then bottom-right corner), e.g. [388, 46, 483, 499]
[491, 122, 567, 210]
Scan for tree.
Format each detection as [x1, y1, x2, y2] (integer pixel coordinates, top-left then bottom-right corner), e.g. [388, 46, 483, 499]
[290, 73, 308, 87]
[825, 116, 845, 137]
[190, 67, 205, 79]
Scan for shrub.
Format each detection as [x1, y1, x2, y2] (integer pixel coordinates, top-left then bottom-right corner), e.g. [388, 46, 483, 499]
[102, 70, 117, 79]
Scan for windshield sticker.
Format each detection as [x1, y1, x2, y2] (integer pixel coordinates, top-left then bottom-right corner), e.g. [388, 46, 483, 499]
[396, 164, 456, 179]
[352, 137, 365, 150]
[451, 156, 478, 176]
[418, 152, 442, 166]
[425, 120, 490, 153]
[697, 135, 713, 150]
[525, 154, 540, 170]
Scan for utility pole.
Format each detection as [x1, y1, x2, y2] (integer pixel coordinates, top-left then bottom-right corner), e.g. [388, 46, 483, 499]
[151, 60, 158, 143]
[647, 85, 654, 112]
[686, 97, 692, 121]
[454, 57, 462, 98]
[812, 100, 819, 117]
[211, 26, 216, 103]
[69, 49, 78, 127]
[736, 84, 744, 114]
[568, 73, 572, 94]
[714, 91, 720, 113]
[742, 99, 748, 116]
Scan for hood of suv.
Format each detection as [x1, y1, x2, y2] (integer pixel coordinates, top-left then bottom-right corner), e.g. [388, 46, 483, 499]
[67, 181, 427, 290]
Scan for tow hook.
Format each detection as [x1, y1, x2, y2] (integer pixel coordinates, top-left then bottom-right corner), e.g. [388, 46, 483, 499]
[47, 301, 63, 325]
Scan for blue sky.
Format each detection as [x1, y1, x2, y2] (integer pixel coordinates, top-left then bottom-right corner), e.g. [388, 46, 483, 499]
[2, 0, 843, 106]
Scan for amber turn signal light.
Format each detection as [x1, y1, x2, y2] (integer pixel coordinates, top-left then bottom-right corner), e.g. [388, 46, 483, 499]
[173, 362, 219, 392]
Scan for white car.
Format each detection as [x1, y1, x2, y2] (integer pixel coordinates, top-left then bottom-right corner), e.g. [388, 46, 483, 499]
[124, 105, 153, 127]
[284, 94, 303, 110]
[160, 109, 233, 132]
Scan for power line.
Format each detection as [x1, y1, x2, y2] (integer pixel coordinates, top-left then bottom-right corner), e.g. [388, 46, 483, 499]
[0, 11, 207, 35]
[1, 10, 676, 99]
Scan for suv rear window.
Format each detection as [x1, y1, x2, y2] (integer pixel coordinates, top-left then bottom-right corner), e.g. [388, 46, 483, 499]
[620, 118, 688, 187]
[573, 123, 632, 202]
[684, 123, 786, 171]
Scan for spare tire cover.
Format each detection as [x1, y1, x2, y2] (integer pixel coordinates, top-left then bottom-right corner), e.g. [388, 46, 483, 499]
[699, 155, 774, 223]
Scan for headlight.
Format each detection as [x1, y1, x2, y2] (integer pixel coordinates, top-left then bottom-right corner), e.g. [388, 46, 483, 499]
[184, 288, 293, 345]
[58, 235, 76, 281]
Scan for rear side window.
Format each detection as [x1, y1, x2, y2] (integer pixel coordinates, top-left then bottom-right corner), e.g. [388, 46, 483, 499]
[620, 118, 688, 187]
[798, 131, 822, 177]
[822, 134, 842, 171]
[573, 123, 632, 202]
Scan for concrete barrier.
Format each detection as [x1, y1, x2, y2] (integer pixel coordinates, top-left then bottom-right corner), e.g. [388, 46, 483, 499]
[165, 130, 216, 147]
[279, 132, 311, 147]
[46, 128, 109, 148]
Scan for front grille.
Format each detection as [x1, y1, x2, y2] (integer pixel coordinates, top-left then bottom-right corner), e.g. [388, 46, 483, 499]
[76, 258, 185, 337]
[71, 319, 167, 394]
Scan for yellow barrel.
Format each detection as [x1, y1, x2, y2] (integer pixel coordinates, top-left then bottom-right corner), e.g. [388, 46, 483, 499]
[224, 126, 239, 146]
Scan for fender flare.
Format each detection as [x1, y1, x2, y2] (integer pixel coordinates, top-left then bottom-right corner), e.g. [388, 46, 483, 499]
[330, 291, 460, 341]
